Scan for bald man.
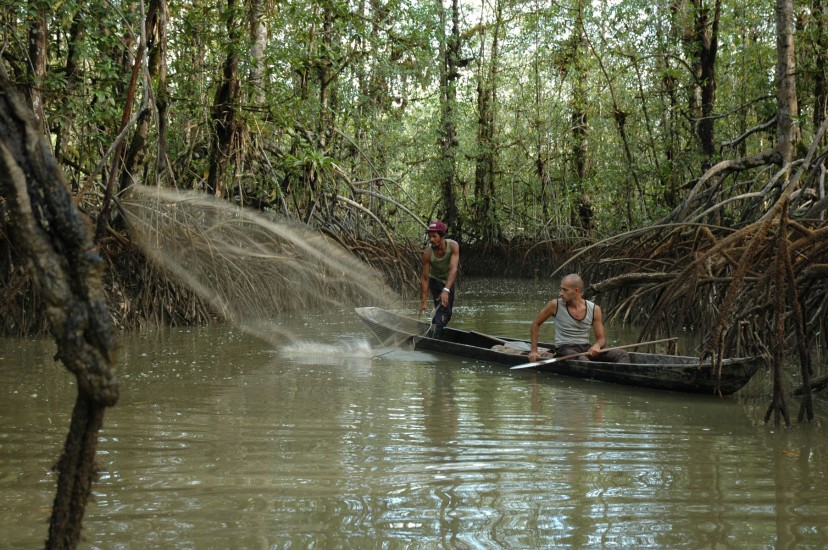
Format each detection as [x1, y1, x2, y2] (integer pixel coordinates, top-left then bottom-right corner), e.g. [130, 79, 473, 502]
[529, 274, 630, 363]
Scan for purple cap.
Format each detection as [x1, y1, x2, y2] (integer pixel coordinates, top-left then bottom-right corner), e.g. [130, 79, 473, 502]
[427, 221, 447, 234]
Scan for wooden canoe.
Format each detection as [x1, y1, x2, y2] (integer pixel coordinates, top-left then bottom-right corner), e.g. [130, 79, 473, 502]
[355, 306, 763, 396]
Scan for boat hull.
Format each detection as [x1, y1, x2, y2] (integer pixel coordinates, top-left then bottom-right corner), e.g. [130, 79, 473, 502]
[355, 307, 763, 396]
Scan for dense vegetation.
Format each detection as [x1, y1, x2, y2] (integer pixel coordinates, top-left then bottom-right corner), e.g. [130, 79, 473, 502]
[0, 0, 821, 237]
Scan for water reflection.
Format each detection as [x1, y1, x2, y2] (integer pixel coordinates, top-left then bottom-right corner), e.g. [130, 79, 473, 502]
[2, 279, 828, 547]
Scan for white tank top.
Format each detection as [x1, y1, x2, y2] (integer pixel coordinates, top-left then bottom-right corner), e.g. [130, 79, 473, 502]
[553, 300, 594, 346]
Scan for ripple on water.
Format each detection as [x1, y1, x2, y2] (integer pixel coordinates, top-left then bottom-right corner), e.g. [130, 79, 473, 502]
[4, 316, 828, 548]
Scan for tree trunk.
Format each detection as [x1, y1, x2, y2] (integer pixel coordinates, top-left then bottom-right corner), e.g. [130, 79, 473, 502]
[436, 0, 461, 235]
[153, 0, 170, 179]
[54, 12, 84, 167]
[735, 10, 751, 158]
[317, 5, 334, 151]
[662, 0, 688, 208]
[696, 0, 720, 164]
[761, 0, 802, 425]
[95, 28, 146, 243]
[94, 36, 144, 242]
[206, 0, 242, 198]
[26, 0, 48, 135]
[536, 138, 550, 220]
[0, 67, 119, 550]
[528, 8, 552, 223]
[119, 0, 169, 195]
[570, 8, 592, 234]
[248, 0, 267, 106]
[812, 0, 827, 140]
[775, 0, 799, 163]
[661, 66, 681, 208]
[356, 0, 393, 213]
[681, 0, 720, 169]
[472, 0, 503, 242]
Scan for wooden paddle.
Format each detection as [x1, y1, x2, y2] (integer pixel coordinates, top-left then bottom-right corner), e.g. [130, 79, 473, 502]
[510, 337, 678, 370]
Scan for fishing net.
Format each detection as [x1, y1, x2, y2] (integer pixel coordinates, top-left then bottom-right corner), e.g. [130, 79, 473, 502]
[119, 185, 403, 348]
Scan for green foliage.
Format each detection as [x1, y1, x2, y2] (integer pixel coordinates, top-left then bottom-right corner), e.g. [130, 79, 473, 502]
[0, 0, 819, 243]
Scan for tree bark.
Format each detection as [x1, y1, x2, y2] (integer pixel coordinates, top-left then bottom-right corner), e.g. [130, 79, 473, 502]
[94, 36, 144, 242]
[317, 4, 334, 151]
[570, 7, 592, 234]
[436, 0, 461, 234]
[776, 0, 800, 163]
[206, 0, 242, 197]
[0, 67, 119, 550]
[54, 11, 85, 167]
[118, 0, 169, 195]
[248, 0, 268, 106]
[695, 0, 720, 164]
[680, 0, 720, 169]
[153, 0, 171, 179]
[25, 0, 48, 134]
[812, 0, 827, 140]
[472, 0, 503, 241]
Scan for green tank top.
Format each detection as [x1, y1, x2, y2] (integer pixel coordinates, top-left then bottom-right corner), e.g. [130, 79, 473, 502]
[429, 240, 455, 284]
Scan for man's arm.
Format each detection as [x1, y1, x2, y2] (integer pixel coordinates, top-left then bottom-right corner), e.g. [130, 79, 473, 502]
[445, 240, 459, 290]
[438, 241, 460, 307]
[419, 248, 431, 314]
[528, 299, 557, 362]
[588, 304, 606, 357]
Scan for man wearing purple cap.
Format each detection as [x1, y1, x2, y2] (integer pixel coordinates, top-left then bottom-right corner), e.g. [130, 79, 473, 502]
[419, 221, 460, 336]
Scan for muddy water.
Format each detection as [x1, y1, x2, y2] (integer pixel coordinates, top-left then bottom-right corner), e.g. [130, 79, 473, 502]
[2, 278, 827, 548]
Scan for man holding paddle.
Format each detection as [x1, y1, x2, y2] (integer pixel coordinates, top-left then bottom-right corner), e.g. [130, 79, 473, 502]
[528, 273, 631, 364]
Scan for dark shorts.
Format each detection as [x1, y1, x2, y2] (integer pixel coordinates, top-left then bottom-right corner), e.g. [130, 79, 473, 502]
[428, 277, 455, 328]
